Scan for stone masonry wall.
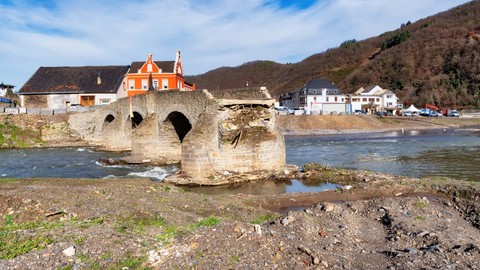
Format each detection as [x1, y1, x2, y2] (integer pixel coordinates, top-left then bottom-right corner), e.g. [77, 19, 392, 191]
[181, 104, 286, 179]
[128, 113, 181, 164]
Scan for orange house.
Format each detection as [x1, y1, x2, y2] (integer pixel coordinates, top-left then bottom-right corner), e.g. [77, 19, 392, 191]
[124, 51, 195, 97]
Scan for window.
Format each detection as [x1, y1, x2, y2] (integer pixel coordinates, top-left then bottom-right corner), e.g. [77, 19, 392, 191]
[153, 80, 158, 90]
[100, 99, 110, 105]
[376, 98, 380, 102]
[387, 95, 392, 98]
[142, 79, 148, 90]
[326, 97, 329, 102]
[314, 97, 317, 101]
[362, 98, 367, 102]
[162, 79, 168, 89]
[128, 79, 135, 89]
[147, 64, 152, 72]
[334, 97, 338, 102]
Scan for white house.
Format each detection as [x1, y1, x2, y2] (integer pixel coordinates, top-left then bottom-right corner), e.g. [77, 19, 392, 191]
[0, 82, 15, 97]
[18, 66, 129, 109]
[349, 85, 399, 113]
[280, 79, 348, 115]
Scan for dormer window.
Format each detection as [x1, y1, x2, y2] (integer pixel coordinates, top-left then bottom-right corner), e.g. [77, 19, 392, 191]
[313, 90, 317, 94]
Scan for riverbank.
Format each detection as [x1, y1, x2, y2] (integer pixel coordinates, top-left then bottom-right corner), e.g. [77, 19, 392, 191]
[276, 114, 480, 135]
[0, 169, 479, 269]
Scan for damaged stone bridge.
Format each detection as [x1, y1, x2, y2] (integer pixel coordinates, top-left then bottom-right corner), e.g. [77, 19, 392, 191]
[69, 88, 287, 185]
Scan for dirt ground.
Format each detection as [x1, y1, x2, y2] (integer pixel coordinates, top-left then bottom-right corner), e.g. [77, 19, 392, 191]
[0, 171, 479, 269]
[1, 113, 480, 269]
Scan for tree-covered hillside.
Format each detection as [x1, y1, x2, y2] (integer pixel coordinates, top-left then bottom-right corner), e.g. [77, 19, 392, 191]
[186, 1, 480, 108]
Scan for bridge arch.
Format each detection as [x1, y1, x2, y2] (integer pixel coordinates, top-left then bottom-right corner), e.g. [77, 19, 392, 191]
[164, 111, 192, 142]
[130, 111, 144, 128]
[102, 114, 115, 130]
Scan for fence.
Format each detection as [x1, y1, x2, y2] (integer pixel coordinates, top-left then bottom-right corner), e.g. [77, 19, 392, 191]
[0, 106, 100, 115]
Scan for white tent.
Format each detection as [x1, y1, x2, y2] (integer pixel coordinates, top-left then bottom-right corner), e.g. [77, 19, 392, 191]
[405, 105, 420, 112]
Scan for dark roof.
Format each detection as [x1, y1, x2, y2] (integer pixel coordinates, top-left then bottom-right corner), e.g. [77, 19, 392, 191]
[301, 79, 342, 95]
[19, 66, 129, 95]
[128, 61, 175, 74]
[304, 79, 337, 89]
[0, 83, 15, 89]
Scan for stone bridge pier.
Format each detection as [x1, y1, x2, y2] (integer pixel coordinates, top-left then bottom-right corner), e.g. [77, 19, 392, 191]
[69, 88, 287, 185]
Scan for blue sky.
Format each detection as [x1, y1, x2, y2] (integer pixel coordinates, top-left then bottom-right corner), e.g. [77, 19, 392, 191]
[0, 0, 472, 89]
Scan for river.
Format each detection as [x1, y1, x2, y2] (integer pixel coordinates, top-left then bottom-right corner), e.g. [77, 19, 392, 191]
[1, 127, 479, 183]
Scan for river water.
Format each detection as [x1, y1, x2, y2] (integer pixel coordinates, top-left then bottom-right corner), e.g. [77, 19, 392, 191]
[286, 127, 480, 182]
[0, 127, 479, 188]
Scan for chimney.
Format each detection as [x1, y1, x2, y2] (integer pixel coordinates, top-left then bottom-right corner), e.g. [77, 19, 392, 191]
[96, 72, 102, 85]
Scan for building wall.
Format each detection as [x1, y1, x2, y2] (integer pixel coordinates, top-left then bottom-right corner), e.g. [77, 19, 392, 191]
[93, 93, 117, 106]
[306, 94, 347, 114]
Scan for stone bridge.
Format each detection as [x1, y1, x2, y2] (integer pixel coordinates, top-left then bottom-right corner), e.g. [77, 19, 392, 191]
[69, 88, 287, 185]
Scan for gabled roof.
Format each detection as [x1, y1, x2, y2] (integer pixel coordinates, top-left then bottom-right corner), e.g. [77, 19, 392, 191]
[19, 66, 129, 95]
[128, 61, 175, 74]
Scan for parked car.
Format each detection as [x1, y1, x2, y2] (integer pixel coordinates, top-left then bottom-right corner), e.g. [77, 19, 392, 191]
[430, 111, 443, 117]
[274, 106, 294, 114]
[448, 110, 460, 117]
[354, 110, 367, 115]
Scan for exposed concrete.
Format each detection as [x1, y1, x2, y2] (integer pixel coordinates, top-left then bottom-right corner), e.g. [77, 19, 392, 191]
[68, 88, 286, 185]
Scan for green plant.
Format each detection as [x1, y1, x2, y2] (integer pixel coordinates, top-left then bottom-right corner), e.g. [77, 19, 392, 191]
[156, 225, 180, 245]
[189, 216, 220, 230]
[164, 186, 171, 192]
[381, 31, 411, 50]
[232, 254, 240, 263]
[340, 39, 359, 49]
[116, 216, 166, 233]
[414, 216, 426, 221]
[195, 250, 205, 258]
[0, 234, 54, 259]
[250, 213, 276, 224]
[413, 200, 428, 209]
[74, 235, 87, 246]
[114, 254, 149, 269]
[4, 214, 14, 226]
[0, 178, 19, 184]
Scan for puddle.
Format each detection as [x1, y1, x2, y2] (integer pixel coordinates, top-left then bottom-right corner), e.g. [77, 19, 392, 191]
[181, 179, 339, 195]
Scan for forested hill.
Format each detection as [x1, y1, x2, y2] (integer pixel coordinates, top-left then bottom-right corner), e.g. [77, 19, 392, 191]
[186, 1, 480, 108]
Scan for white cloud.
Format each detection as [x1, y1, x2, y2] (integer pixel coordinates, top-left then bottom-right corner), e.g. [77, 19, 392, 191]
[0, 0, 471, 89]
